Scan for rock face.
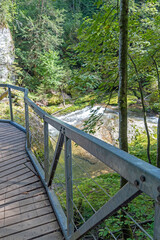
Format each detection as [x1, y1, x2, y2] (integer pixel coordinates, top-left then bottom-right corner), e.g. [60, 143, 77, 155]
[0, 27, 14, 83]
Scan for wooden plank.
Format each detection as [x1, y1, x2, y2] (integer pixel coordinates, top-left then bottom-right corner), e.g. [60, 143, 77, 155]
[0, 130, 22, 136]
[2, 221, 61, 240]
[0, 127, 25, 134]
[0, 123, 10, 126]
[0, 138, 26, 145]
[4, 199, 50, 219]
[0, 136, 24, 142]
[1, 145, 26, 153]
[5, 174, 39, 195]
[0, 125, 11, 128]
[0, 171, 35, 193]
[0, 168, 29, 187]
[0, 123, 63, 240]
[0, 135, 24, 141]
[0, 151, 28, 162]
[1, 149, 26, 157]
[0, 187, 46, 206]
[24, 161, 38, 175]
[0, 158, 27, 174]
[0, 131, 25, 140]
[0, 137, 26, 147]
[1, 147, 26, 156]
[0, 176, 40, 201]
[0, 164, 27, 178]
[0, 167, 27, 183]
[0, 154, 29, 167]
[1, 206, 54, 227]
[0, 213, 58, 237]
[35, 231, 64, 240]
[0, 142, 26, 151]
[0, 127, 23, 133]
[3, 192, 48, 212]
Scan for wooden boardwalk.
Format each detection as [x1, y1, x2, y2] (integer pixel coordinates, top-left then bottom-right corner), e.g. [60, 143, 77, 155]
[0, 122, 64, 240]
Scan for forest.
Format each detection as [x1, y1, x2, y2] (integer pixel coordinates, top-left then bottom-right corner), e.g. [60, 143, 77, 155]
[1, 0, 160, 163]
[0, 0, 160, 239]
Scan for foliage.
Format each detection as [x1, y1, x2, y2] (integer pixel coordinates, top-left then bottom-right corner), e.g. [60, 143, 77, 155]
[129, 132, 157, 166]
[56, 172, 154, 239]
[36, 51, 66, 90]
[12, 0, 66, 91]
[0, 0, 16, 27]
[68, 0, 160, 111]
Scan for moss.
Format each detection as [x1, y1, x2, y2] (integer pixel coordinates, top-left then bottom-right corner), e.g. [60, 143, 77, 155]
[127, 95, 138, 105]
[74, 93, 97, 105]
[48, 95, 63, 106]
[41, 105, 63, 115]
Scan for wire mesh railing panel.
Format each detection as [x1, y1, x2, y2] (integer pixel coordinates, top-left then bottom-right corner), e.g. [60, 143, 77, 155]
[0, 100, 10, 120]
[28, 106, 44, 169]
[0, 84, 159, 240]
[126, 194, 154, 239]
[0, 88, 9, 119]
[52, 148, 66, 213]
[49, 139, 154, 240]
[11, 89, 25, 127]
[71, 143, 119, 239]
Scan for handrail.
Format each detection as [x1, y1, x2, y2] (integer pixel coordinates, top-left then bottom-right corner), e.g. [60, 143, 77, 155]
[0, 83, 25, 92]
[0, 83, 160, 240]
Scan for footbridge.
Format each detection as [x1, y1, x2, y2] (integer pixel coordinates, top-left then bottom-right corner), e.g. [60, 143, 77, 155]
[0, 84, 160, 240]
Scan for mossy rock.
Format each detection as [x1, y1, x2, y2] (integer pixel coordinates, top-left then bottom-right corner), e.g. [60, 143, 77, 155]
[48, 95, 63, 106]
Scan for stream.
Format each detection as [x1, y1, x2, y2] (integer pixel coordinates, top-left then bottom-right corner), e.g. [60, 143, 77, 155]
[49, 106, 158, 179]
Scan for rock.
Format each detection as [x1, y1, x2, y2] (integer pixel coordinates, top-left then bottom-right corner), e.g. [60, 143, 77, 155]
[0, 27, 14, 83]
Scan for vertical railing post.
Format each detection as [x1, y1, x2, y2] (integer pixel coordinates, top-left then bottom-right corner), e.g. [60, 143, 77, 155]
[24, 90, 31, 149]
[153, 202, 160, 240]
[65, 135, 74, 237]
[8, 87, 13, 121]
[44, 118, 49, 182]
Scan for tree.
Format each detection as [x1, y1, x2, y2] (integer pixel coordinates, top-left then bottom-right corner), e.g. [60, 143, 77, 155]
[118, 0, 133, 239]
[12, 0, 65, 91]
[0, 0, 16, 27]
[128, 1, 160, 165]
[69, 2, 119, 99]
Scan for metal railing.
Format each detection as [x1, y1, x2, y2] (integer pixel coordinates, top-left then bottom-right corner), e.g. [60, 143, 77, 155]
[0, 83, 160, 240]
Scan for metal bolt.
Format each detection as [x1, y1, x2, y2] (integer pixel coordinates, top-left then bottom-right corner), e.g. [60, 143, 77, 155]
[134, 180, 139, 187]
[140, 175, 145, 182]
[157, 195, 160, 202]
[157, 186, 160, 193]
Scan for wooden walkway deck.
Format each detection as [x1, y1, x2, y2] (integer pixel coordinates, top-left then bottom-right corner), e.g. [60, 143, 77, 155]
[0, 122, 64, 240]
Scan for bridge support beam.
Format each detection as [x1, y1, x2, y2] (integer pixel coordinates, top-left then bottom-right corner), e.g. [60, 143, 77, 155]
[65, 136, 74, 237]
[8, 87, 13, 121]
[154, 202, 160, 240]
[69, 183, 141, 240]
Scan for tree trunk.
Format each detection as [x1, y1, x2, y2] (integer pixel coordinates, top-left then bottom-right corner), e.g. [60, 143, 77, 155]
[152, 57, 160, 167]
[118, 0, 133, 239]
[128, 54, 151, 164]
[119, 0, 128, 154]
[157, 116, 160, 167]
[138, 80, 151, 164]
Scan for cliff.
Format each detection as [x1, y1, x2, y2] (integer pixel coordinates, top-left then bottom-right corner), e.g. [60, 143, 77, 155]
[0, 27, 14, 83]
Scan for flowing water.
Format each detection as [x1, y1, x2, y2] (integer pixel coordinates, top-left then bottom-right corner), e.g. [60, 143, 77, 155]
[49, 106, 158, 178]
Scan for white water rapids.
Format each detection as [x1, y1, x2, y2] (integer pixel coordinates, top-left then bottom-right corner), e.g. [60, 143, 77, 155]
[49, 106, 158, 146]
[48, 106, 158, 177]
